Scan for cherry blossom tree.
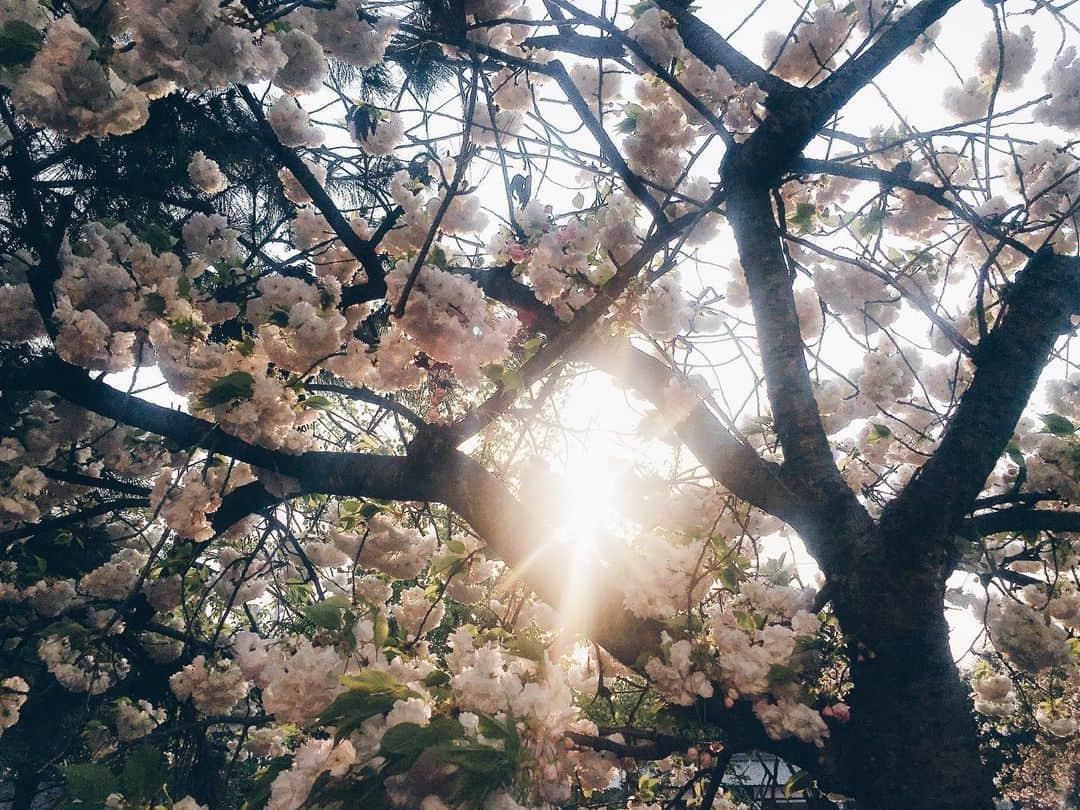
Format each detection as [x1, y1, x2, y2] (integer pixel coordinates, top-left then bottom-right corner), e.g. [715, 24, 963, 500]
[0, 0, 1078, 808]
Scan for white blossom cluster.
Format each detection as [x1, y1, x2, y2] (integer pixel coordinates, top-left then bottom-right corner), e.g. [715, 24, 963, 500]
[392, 585, 446, 640]
[0, 676, 29, 736]
[267, 737, 357, 810]
[385, 257, 519, 386]
[236, 633, 344, 726]
[350, 108, 406, 156]
[23, 578, 80, 617]
[38, 634, 129, 694]
[619, 533, 710, 620]
[752, 698, 831, 747]
[0, 465, 47, 527]
[288, 0, 396, 69]
[943, 25, 1036, 121]
[645, 636, 714, 706]
[337, 513, 437, 579]
[445, 628, 594, 803]
[12, 16, 149, 142]
[114, 698, 166, 741]
[79, 547, 148, 600]
[187, 151, 227, 194]
[1035, 46, 1080, 130]
[123, 0, 286, 94]
[628, 7, 765, 139]
[150, 466, 226, 541]
[987, 597, 1070, 674]
[169, 655, 248, 716]
[762, 7, 850, 85]
[972, 674, 1018, 716]
[268, 96, 326, 148]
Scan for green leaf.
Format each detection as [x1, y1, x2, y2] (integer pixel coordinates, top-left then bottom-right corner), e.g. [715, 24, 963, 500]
[234, 333, 256, 357]
[138, 224, 175, 253]
[197, 371, 255, 409]
[476, 711, 519, 757]
[500, 369, 524, 393]
[787, 202, 817, 234]
[373, 612, 390, 648]
[304, 596, 351, 630]
[143, 292, 166, 316]
[321, 670, 419, 742]
[519, 336, 543, 362]
[302, 395, 333, 410]
[307, 769, 385, 808]
[1040, 413, 1076, 436]
[784, 769, 813, 798]
[319, 689, 398, 742]
[855, 207, 885, 239]
[1006, 441, 1026, 469]
[63, 763, 117, 809]
[422, 669, 450, 688]
[380, 718, 464, 776]
[767, 664, 798, 688]
[120, 743, 165, 802]
[571, 192, 585, 209]
[438, 742, 517, 805]
[867, 423, 892, 442]
[339, 669, 414, 696]
[429, 245, 450, 270]
[0, 19, 43, 67]
[44, 619, 90, 642]
[243, 756, 293, 810]
[359, 501, 385, 519]
[506, 635, 548, 662]
[638, 773, 660, 801]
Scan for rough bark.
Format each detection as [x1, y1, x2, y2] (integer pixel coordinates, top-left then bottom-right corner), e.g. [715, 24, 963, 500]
[837, 589, 995, 809]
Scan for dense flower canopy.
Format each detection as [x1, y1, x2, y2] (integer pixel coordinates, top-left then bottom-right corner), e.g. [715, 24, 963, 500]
[0, 0, 1078, 808]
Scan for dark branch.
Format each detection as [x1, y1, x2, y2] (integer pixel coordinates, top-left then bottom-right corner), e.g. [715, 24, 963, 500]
[883, 251, 1080, 543]
[236, 85, 387, 291]
[653, 1, 799, 106]
[586, 342, 809, 532]
[968, 507, 1080, 538]
[725, 185, 873, 570]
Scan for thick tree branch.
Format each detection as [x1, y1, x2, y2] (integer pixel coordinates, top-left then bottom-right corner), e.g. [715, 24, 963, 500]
[0, 354, 658, 666]
[968, 507, 1080, 538]
[211, 482, 281, 534]
[725, 185, 873, 570]
[653, 1, 799, 107]
[0, 100, 67, 340]
[546, 60, 666, 223]
[586, 341, 809, 532]
[813, 0, 963, 119]
[236, 85, 387, 291]
[40, 468, 152, 498]
[524, 32, 621, 59]
[722, 0, 962, 185]
[793, 157, 1036, 258]
[883, 251, 1080, 543]
[450, 211, 695, 440]
[0, 498, 149, 547]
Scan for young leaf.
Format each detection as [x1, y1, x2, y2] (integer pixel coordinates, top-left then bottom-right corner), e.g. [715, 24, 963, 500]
[1040, 413, 1076, 436]
[197, 371, 256, 409]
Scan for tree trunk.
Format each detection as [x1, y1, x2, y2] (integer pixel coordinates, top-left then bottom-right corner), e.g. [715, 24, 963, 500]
[837, 585, 995, 809]
[12, 768, 38, 810]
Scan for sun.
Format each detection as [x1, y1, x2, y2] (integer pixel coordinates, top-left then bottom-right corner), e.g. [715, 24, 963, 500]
[532, 371, 645, 625]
